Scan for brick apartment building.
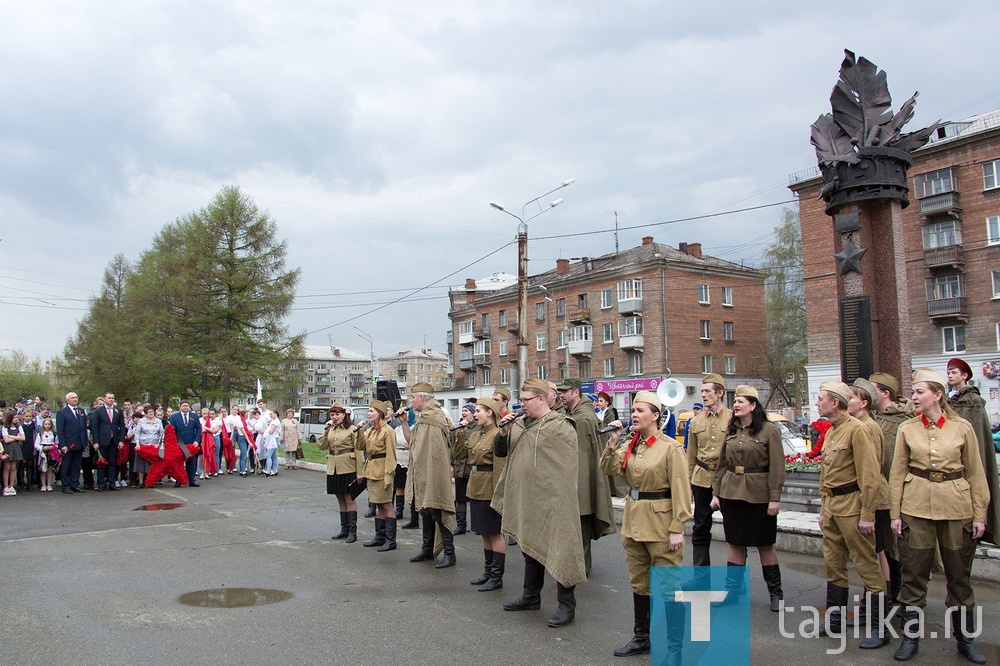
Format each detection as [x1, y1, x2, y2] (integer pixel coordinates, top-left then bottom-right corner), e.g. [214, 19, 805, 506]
[446, 236, 767, 414]
[790, 109, 1000, 418]
[286, 344, 372, 408]
[379, 347, 450, 393]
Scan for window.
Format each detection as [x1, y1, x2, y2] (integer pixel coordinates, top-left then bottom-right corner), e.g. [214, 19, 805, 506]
[913, 167, 955, 198]
[473, 339, 491, 355]
[925, 273, 965, 301]
[558, 363, 567, 379]
[922, 220, 962, 249]
[725, 355, 736, 374]
[571, 325, 591, 341]
[600, 289, 613, 309]
[500, 368, 509, 384]
[578, 293, 588, 308]
[700, 320, 711, 340]
[557, 330, 566, 348]
[619, 317, 643, 337]
[535, 302, 545, 320]
[617, 279, 642, 301]
[459, 321, 474, 336]
[307, 363, 314, 370]
[701, 355, 712, 373]
[723, 322, 734, 341]
[498, 310, 507, 327]
[722, 287, 733, 307]
[603, 358, 615, 377]
[698, 284, 710, 304]
[989, 216, 1000, 245]
[578, 360, 591, 378]
[994, 271, 1000, 299]
[482, 369, 490, 385]
[481, 313, 489, 331]
[983, 159, 1000, 190]
[498, 339, 508, 356]
[603, 323, 614, 343]
[628, 354, 643, 375]
[536, 333, 546, 351]
[537, 365, 547, 380]
[556, 298, 566, 318]
[943, 326, 966, 353]
[468, 373, 477, 388]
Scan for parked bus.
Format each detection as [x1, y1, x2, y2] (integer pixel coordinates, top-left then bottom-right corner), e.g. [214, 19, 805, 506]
[298, 405, 371, 442]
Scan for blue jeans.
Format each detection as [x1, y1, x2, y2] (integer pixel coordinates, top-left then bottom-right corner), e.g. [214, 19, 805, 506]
[235, 434, 248, 473]
[265, 448, 279, 474]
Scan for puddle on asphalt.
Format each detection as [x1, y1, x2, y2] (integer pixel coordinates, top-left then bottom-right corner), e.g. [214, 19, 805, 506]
[178, 588, 294, 608]
[134, 503, 186, 511]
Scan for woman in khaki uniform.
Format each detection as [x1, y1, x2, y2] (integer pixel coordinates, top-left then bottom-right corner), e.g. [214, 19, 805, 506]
[451, 403, 475, 536]
[465, 398, 507, 592]
[317, 403, 362, 543]
[360, 400, 398, 552]
[600, 390, 690, 658]
[890, 368, 989, 663]
[710, 385, 785, 611]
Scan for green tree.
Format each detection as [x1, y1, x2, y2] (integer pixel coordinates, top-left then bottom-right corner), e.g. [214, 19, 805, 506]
[758, 208, 807, 410]
[0, 350, 55, 404]
[128, 186, 304, 405]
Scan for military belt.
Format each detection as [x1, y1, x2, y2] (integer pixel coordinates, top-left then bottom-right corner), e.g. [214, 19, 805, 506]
[695, 459, 718, 472]
[732, 465, 768, 475]
[908, 466, 964, 483]
[369, 453, 386, 459]
[471, 464, 493, 472]
[830, 482, 860, 496]
[629, 489, 671, 500]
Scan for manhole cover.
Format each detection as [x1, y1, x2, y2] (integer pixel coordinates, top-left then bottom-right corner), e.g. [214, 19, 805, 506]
[134, 503, 186, 511]
[178, 588, 294, 608]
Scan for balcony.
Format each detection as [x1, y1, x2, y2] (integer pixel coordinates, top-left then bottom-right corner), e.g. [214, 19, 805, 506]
[567, 339, 592, 356]
[918, 192, 961, 217]
[619, 334, 645, 350]
[476, 325, 491, 339]
[458, 358, 475, 371]
[618, 298, 643, 315]
[474, 353, 492, 367]
[397, 364, 408, 376]
[923, 245, 965, 269]
[927, 297, 968, 320]
[349, 375, 365, 388]
[446, 331, 453, 344]
[568, 306, 591, 324]
[458, 323, 476, 345]
[506, 315, 519, 332]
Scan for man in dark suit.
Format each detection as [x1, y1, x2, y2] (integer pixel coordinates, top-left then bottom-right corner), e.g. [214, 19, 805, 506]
[56, 392, 88, 493]
[169, 400, 201, 488]
[89, 391, 125, 491]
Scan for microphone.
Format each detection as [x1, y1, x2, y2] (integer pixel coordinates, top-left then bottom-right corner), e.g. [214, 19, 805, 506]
[497, 409, 525, 428]
[352, 421, 368, 432]
[598, 423, 623, 434]
[392, 407, 409, 418]
[450, 420, 471, 432]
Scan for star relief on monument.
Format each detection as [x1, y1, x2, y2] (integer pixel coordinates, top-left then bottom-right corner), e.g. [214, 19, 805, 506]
[834, 238, 867, 275]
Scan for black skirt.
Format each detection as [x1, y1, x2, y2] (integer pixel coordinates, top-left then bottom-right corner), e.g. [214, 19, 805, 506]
[455, 476, 469, 504]
[393, 464, 408, 490]
[719, 497, 777, 547]
[470, 499, 501, 535]
[327, 472, 355, 496]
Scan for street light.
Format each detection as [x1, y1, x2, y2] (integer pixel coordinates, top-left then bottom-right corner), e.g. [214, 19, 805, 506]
[353, 325, 378, 400]
[490, 178, 574, 400]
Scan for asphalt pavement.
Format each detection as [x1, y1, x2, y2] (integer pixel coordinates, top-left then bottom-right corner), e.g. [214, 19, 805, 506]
[2, 469, 998, 665]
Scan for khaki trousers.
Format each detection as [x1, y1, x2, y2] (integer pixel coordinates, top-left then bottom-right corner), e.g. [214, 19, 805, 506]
[822, 512, 885, 593]
[898, 514, 976, 609]
[623, 535, 683, 595]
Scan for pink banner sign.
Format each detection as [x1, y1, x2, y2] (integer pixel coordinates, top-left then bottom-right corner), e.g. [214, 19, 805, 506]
[594, 377, 663, 394]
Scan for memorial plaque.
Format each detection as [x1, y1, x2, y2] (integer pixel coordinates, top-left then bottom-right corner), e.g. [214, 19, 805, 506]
[840, 296, 873, 383]
[834, 211, 861, 233]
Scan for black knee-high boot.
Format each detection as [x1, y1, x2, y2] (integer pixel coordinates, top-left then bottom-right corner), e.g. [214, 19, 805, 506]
[402, 502, 420, 529]
[394, 495, 405, 519]
[363, 518, 385, 547]
[613, 593, 650, 657]
[471, 550, 493, 585]
[345, 511, 358, 543]
[332, 511, 349, 539]
[761, 564, 783, 612]
[377, 518, 397, 552]
[410, 512, 435, 562]
[455, 503, 467, 535]
[479, 551, 504, 592]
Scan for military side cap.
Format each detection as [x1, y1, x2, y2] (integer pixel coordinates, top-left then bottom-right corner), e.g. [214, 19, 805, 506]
[410, 382, 435, 394]
[703, 373, 726, 388]
[493, 387, 511, 402]
[852, 378, 878, 406]
[735, 385, 758, 399]
[521, 378, 550, 395]
[868, 372, 899, 394]
[477, 397, 502, 420]
[634, 390, 661, 410]
[912, 367, 948, 388]
[819, 381, 852, 404]
[370, 400, 390, 417]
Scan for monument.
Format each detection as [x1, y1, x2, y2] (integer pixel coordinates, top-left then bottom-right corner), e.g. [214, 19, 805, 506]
[810, 50, 938, 387]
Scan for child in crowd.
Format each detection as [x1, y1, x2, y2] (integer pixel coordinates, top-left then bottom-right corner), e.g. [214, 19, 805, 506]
[2, 410, 26, 496]
[34, 417, 59, 491]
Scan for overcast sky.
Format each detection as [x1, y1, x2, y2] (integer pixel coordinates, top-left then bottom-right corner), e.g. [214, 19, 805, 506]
[2, 1, 998, 361]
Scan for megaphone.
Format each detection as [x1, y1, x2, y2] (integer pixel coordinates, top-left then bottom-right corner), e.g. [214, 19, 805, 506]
[656, 377, 685, 408]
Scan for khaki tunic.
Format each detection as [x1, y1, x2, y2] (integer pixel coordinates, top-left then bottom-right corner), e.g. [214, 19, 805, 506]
[949, 386, 1000, 545]
[566, 399, 616, 539]
[856, 413, 890, 511]
[687, 407, 732, 489]
[451, 425, 473, 478]
[820, 413, 881, 522]
[466, 423, 505, 501]
[890, 415, 989, 523]
[316, 426, 362, 475]
[361, 423, 397, 504]
[600, 432, 692, 539]
[711, 420, 784, 503]
[874, 398, 913, 560]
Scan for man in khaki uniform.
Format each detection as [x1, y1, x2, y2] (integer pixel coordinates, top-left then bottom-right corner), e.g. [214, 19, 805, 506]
[870, 371, 914, 605]
[686, 373, 731, 566]
[815, 381, 887, 649]
[558, 378, 616, 576]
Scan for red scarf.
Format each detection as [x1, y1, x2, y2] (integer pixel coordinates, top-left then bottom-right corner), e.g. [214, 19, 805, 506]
[239, 414, 256, 450]
[621, 432, 658, 470]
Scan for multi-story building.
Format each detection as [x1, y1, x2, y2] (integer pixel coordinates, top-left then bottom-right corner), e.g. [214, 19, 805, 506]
[446, 236, 767, 414]
[379, 347, 451, 393]
[287, 344, 372, 408]
[790, 108, 1000, 417]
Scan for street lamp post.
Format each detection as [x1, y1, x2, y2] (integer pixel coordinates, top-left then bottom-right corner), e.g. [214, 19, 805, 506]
[490, 179, 574, 401]
[353, 325, 377, 401]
